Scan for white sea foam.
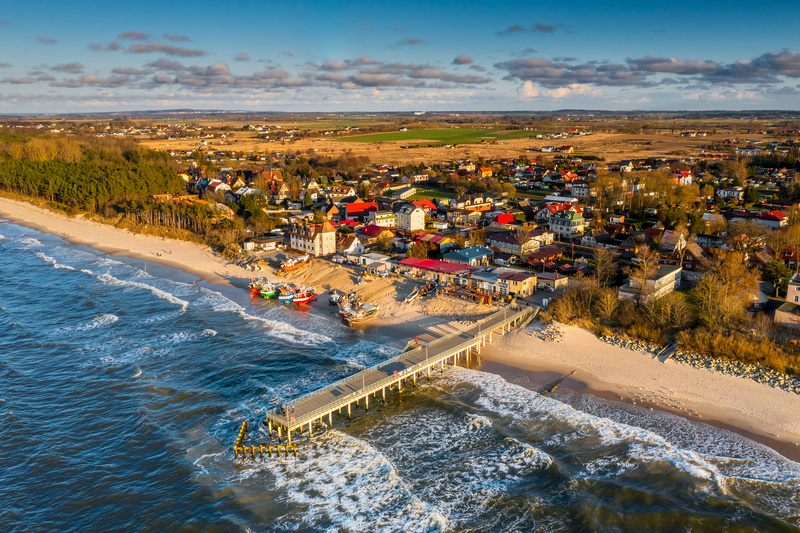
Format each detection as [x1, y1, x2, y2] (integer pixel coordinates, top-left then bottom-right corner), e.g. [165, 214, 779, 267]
[202, 329, 217, 337]
[436, 366, 729, 491]
[77, 314, 119, 331]
[18, 236, 42, 248]
[80, 269, 93, 275]
[96, 273, 189, 310]
[194, 288, 335, 346]
[160, 331, 197, 344]
[34, 252, 76, 271]
[267, 430, 449, 532]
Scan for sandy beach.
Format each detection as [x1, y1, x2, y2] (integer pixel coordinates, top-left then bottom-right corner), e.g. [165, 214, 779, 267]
[2, 194, 799, 461]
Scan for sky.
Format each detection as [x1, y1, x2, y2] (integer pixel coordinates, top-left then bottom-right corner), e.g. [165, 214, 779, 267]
[0, 0, 799, 113]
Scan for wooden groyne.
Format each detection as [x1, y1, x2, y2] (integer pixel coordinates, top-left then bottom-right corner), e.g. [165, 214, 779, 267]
[262, 304, 539, 444]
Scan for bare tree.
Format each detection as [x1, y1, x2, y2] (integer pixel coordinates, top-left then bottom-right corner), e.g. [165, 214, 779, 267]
[624, 247, 662, 304]
[594, 246, 618, 287]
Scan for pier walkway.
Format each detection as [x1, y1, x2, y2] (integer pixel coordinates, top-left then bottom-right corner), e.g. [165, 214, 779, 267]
[264, 304, 538, 442]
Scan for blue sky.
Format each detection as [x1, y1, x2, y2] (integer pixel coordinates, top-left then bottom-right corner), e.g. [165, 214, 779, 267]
[1, 0, 799, 112]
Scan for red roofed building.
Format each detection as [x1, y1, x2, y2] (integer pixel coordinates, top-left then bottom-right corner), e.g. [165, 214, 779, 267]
[756, 210, 787, 230]
[494, 213, 516, 225]
[346, 201, 378, 218]
[412, 199, 437, 211]
[398, 257, 479, 282]
[673, 170, 693, 186]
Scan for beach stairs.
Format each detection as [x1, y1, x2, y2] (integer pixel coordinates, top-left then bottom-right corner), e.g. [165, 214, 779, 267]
[655, 343, 678, 363]
[232, 419, 298, 460]
[515, 306, 540, 330]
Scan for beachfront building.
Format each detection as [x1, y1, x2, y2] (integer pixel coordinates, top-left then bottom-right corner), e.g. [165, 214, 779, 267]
[775, 273, 800, 328]
[618, 265, 681, 303]
[498, 271, 537, 297]
[289, 221, 337, 256]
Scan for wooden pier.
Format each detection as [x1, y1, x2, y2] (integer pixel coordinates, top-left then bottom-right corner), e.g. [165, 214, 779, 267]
[264, 304, 538, 443]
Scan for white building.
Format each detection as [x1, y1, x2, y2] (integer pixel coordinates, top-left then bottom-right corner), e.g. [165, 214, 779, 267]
[397, 204, 426, 232]
[368, 210, 397, 228]
[289, 221, 337, 256]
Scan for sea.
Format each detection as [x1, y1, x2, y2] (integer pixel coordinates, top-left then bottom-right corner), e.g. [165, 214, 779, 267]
[1, 219, 799, 532]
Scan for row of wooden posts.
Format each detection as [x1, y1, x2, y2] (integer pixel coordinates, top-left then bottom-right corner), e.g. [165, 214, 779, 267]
[234, 443, 298, 458]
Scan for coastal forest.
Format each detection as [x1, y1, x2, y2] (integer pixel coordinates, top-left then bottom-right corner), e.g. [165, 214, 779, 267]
[0, 132, 186, 210]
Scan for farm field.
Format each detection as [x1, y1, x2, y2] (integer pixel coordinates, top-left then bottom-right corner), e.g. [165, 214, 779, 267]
[337, 128, 548, 145]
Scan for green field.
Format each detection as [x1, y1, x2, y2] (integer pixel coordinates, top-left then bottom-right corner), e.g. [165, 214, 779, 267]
[406, 187, 456, 201]
[338, 128, 548, 145]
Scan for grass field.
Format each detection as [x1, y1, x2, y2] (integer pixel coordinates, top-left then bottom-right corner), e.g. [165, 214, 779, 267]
[338, 128, 549, 145]
[406, 187, 456, 201]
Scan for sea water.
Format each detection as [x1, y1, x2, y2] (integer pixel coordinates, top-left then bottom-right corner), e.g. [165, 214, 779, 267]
[0, 221, 798, 532]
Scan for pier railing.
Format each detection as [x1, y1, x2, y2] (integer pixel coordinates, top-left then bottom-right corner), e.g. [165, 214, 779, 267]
[265, 304, 535, 428]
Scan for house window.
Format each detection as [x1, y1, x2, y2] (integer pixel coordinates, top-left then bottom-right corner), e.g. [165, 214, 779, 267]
[796, 296, 799, 303]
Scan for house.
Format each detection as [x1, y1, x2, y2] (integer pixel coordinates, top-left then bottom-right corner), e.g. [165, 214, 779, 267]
[571, 180, 590, 199]
[442, 245, 493, 266]
[337, 234, 365, 255]
[328, 186, 357, 205]
[696, 233, 726, 248]
[498, 271, 538, 297]
[718, 187, 744, 201]
[673, 170, 693, 186]
[659, 230, 687, 255]
[243, 236, 282, 252]
[412, 199, 437, 212]
[549, 209, 586, 239]
[205, 179, 231, 195]
[581, 228, 613, 248]
[478, 167, 493, 178]
[323, 204, 340, 220]
[345, 201, 378, 219]
[618, 265, 682, 303]
[745, 250, 773, 270]
[536, 203, 580, 224]
[368, 210, 397, 228]
[397, 204, 426, 232]
[486, 231, 541, 257]
[619, 160, 635, 173]
[356, 224, 395, 244]
[453, 194, 494, 212]
[537, 272, 569, 290]
[447, 208, 481, 226]
[288, 221, 337, 256]
[416, 233, 456, 252]
[774, 273, 800, 328]
[755, 211, 787, 230]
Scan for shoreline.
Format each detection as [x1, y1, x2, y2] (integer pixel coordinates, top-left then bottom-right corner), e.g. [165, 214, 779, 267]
[2, 195, 799, 463]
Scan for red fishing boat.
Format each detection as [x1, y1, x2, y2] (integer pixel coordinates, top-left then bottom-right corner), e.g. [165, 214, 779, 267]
[291, 287, 316, 304]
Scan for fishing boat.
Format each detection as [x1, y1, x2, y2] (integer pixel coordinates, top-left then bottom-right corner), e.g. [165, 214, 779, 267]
[248, 278, 266, 295]
[291, 287, 316, 305]
[280, 254, 310, 272]
[403, 286, 420, 303]
[278, 284, 298, 302]
[259, 280, 277, 298]
[342, 303, 379, 326]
